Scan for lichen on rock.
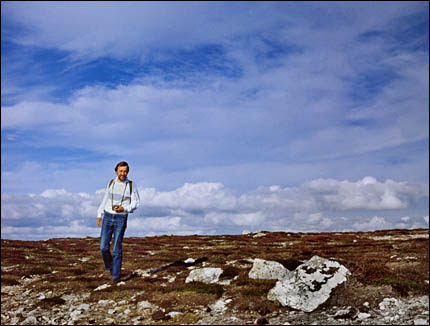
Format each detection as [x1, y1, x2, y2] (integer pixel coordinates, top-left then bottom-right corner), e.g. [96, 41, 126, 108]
[268, 255, 351, 312]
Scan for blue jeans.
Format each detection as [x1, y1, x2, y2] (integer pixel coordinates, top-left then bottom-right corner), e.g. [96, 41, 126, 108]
[100, 212, 128, 279]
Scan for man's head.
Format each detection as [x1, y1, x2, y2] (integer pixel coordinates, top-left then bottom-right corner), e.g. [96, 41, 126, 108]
[115, 161, 129, 182]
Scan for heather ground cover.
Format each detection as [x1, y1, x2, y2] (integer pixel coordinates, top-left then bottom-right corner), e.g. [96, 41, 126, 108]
[1, 228, 428, 324]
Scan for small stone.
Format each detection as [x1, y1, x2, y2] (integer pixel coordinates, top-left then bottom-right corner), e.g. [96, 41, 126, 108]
[94, 283, 111, 291]
[357, 312, 371, 320]
[249, 258, 290, 281]
[185, 267, 223, 284]
[70, 310, 82, 321]
[379, 298, 399, 310]
[137, 301, 152, 310]
[167, 311, 183, 318]
[22, 316, 37, 325]
[334, 307, 352, 319]
[10, 316, 20, 324]
[184, 258, 195, 264]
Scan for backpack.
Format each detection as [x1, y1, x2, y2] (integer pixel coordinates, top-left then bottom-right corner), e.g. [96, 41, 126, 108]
[108, 179, 133, 204]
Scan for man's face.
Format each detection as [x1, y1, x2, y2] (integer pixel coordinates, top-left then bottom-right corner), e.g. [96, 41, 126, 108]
[116, 166, 128, 182]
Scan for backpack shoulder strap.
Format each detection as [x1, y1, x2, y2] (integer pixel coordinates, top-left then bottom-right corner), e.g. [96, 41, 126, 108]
[108, 178, 115, 188]
[128, 181, 133, 203]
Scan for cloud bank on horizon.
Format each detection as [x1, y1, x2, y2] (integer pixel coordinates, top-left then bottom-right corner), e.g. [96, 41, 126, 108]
[1, 2, 429, 240]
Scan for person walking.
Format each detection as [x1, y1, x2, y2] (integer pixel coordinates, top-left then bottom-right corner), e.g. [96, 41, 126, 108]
[96, 161, 140, 284]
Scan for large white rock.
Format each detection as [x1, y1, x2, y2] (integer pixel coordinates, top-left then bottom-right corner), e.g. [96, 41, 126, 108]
[267, 255, 350, 312]
[185, 267, 223, 284]
[248, 258, 291, 280]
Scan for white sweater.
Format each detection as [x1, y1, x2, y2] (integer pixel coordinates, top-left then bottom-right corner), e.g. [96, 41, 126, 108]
[97, 178, 140, 217]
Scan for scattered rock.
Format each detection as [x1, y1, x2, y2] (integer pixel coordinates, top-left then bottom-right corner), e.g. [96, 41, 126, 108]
[22, 316, 37, 325]
[211, 297, 233, 312]
[77, 303, 90, 311]
[249, 258, 291, 280]
[2, 231, 428, 325]
[167, 311, 183, 318]
[97, 299, 113, 306]
[356, 312, 371, 320]
[414, 318, 429, 325]
[185, 267, 223, 284]
[70, 309, 82, 321]
[379, 297, 399, 310]
[93, 283, 111, 291]
[333, 306, 353, 319]
[184, 258, 195, 264]
[137, 301, 152, 311]
[267, 255, 350, 312]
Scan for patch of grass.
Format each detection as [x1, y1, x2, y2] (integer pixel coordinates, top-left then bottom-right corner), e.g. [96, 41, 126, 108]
[150, 290, 218, 311]
[220, 265, 241, 280]
[239, 280, 277, 297]
[303, 235, 333, 242]
[26, 266, 52, 276]
[68, 268, 88, 276]
[162, 282, 225, 299]
[37, 295, 66, 309]
[1, 276, 21, 286]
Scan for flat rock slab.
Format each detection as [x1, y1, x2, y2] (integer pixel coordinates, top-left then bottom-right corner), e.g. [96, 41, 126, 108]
[268, 255, 350, 312]
[248, 258, 292, 280]
[185, 267, 223, 284]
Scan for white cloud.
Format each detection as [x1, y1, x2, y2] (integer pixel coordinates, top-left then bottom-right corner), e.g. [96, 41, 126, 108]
[127, 216, 181, 233]
[140, 182, 237, 211]
[2, 1, 428, 197]
[2, 2, 284, 60]
[203, 211, 265, 226]
[1, 220, 100, 240]
[301, 177, 428, 211]
[1, 3, 428, 239]
[353, 216, 392, 231]
[1, 177, 428, 240]
[0, 101, 76, 129]
[3, 2, 425, 61]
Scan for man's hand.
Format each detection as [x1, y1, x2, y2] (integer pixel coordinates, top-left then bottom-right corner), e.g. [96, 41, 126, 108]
[114, 205, 125, 213]
[97, 217, 102, 227]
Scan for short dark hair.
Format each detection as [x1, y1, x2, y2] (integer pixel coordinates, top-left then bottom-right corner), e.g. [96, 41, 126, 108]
[115, 161, 129, 173]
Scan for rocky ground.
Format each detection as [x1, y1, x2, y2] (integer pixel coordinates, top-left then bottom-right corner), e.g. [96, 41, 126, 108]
[1, 228, 429, 325]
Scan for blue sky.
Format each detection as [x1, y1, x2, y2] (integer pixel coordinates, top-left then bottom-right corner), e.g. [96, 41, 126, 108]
[1, 1, 429, 240]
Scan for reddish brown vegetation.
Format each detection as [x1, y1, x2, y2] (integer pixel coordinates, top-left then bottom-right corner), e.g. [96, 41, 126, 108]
[1, 228, 428, 316]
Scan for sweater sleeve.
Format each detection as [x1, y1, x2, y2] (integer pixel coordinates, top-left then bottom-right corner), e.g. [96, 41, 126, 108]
[123, 182, 140, 213]
[97, 183, 110, 218]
